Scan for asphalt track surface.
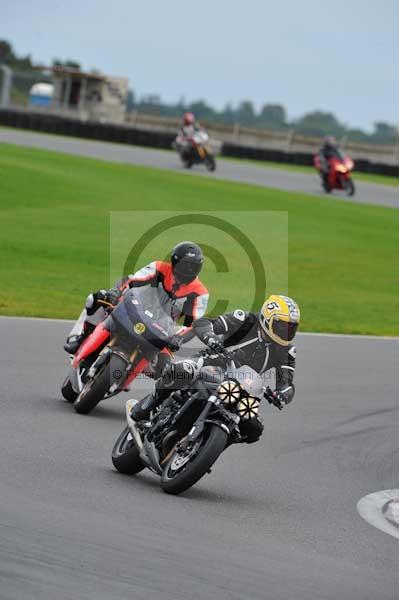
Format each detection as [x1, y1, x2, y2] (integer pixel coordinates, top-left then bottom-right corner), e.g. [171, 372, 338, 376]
[1, 316, 398, 599]
[1, 128, 399, 208]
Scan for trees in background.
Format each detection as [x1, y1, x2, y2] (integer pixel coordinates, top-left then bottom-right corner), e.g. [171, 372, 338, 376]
[293, 111, 345, 138]
[1, 39, 398, 145]
[0, 40, 33, 70]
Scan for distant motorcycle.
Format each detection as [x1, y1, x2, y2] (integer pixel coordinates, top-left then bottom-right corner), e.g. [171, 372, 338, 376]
[111, 349, 283, 495]
[314, 153, 355, 196]
[175, 129, 216, 172]
[61, 287, 180, 415]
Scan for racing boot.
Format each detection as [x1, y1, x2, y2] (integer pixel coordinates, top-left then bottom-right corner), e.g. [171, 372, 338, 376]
[64, 321, 95, 355]
[63, 333, 85, 355]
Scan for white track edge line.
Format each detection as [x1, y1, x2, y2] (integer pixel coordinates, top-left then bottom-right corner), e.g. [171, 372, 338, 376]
[357, 490, 399, 541]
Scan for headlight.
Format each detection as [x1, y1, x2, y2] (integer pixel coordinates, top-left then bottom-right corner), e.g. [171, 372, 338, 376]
[217, 380, 241, 407]
[237, 396, 260, 420]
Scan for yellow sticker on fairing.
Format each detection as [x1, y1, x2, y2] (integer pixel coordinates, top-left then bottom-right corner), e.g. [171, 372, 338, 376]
[134, 322, 146, 334]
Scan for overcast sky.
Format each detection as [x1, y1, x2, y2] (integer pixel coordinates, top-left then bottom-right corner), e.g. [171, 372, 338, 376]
[2, 0, 398, 130]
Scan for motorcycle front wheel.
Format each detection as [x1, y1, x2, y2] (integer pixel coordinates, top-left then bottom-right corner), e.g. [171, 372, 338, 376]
[73, 354, 127, 414]
[112, 426, 145, 474]
[344, 177, 355, 196]
[205, 155, 216, 172]
[180, 151, 193, 168]
[161, 424, 227, 495]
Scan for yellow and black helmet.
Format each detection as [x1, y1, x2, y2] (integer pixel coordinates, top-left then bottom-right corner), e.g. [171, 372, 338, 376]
[259, 295, 300, 346]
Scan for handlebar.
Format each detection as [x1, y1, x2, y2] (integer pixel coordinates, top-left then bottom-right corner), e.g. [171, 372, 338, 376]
[198, 346, 234, 360]
[199, 348, 283, 410]
[264, 387, 284, 411]
[98, 299, 117, 310]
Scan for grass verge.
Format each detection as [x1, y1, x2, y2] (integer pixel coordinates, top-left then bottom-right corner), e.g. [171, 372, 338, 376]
[0, 142, 398, 335]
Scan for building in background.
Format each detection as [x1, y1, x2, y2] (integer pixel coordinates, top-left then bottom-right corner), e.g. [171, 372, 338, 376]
[51, 67, 128, 122]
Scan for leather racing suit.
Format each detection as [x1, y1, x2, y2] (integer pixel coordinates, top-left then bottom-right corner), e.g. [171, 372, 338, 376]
[135, 308, 297, 443]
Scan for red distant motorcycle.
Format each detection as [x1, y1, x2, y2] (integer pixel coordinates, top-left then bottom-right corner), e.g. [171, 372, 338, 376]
[314, 154, 355, 196]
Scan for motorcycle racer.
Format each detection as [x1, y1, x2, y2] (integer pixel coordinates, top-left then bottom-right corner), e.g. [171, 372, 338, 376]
[179, 111, 200, 138]
[64, 241, 209, 378]
[175, 112, 201, 160]
[131, 294, 300, 444]
[318, 136, 344, 185]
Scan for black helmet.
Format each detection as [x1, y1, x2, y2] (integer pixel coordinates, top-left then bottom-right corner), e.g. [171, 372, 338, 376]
[171, 241, 204, 284]
[323, 135, 337, 150]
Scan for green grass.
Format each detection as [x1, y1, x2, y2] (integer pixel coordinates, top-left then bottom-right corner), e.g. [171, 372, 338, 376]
[0, 142, 398, 335]
[223, 156, 399, 187]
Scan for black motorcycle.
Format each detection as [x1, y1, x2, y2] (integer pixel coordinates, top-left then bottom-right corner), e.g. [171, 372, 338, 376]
[111, 349, 283, 495]
[69, 287, 179, 415]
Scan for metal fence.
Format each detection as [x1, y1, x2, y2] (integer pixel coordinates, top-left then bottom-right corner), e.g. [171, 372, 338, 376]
[126, 112, 399, 167]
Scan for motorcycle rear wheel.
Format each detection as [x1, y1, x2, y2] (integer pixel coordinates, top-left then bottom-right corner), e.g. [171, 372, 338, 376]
[161, 424, 227, 495]
[112, 426, 145, 474]
[73, 354, 127, 414]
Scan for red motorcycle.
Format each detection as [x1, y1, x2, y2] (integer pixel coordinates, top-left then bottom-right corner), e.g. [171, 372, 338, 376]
[314, 153, 355, 196]
[61, 287, 181, 415]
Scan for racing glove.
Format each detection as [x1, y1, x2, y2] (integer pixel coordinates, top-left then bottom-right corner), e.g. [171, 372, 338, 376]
[203, 333, 224, 353]
[265, 388, 286, 410]
[166, 335, 183, 353]
[85, 289, 107, 314]
[105, 287, 122, 306]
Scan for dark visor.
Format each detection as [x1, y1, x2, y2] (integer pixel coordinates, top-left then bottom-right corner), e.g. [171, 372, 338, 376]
[273, 320, 298, 341]
[174, 259, 202, 282]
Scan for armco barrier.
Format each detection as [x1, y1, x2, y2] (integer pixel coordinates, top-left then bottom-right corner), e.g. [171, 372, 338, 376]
[1, 108, 398, 178]
[221, 142, 399, 177]
[0, 108, 175, 149]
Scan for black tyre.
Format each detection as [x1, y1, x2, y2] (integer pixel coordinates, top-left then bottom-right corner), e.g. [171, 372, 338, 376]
[205, 155, 216, 172]
[345, 177, 355, 196]
[61, 375, 78, 402]
[73, 354, 127, 415]
[112, 426, 145, 474]
[161, 425, 227, 495]
[322, 176, 330, 193]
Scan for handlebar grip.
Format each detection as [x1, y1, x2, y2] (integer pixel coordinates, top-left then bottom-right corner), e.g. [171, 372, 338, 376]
[264, 388, 284, 410]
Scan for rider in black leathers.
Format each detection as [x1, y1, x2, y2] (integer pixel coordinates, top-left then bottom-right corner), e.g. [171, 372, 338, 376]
[318, 136, 344, 185]
[131, 295, 300, 444]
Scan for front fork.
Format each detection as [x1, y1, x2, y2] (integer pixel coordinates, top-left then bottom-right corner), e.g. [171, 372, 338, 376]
[74, 345, 148, 396]
[179, 395, 239, 452]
